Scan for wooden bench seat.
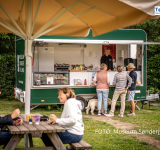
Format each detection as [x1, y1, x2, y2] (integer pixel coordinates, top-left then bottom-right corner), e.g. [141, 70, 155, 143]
[150, 104, 160, 110]
[15, 140, 92, 150]
[69, 140, 92, 150]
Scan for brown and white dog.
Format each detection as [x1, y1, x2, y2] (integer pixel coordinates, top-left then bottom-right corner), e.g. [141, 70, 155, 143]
[85, 98, 112, 115]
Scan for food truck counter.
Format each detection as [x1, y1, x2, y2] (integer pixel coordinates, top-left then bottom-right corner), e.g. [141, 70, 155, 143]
[33, 71, 142, 88]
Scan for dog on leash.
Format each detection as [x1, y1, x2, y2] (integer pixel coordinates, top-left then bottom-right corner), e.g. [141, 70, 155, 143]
[85, 98, 112, 115]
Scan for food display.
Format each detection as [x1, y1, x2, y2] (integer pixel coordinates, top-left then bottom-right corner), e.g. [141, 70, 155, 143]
[74, 79, 82, 85]
[35, 74, 40, 79]
[34, 72, 69, 85]
[90, 81, 96, 86]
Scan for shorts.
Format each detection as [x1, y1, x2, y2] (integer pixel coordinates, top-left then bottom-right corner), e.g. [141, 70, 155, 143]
[127, 90, 136, 101]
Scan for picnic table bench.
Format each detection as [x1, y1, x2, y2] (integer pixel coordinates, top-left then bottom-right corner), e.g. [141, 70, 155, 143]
[0, 114, 92, 150]
[141, 99, 160, 110]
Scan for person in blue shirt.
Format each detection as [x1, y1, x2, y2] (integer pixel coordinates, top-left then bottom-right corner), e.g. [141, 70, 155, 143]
[127, 63, 137, 116]
[0, 109, 23, 148]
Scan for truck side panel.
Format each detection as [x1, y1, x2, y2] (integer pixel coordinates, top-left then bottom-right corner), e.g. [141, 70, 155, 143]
[16, 39, 25, 91]
[31, 85, 146, 104]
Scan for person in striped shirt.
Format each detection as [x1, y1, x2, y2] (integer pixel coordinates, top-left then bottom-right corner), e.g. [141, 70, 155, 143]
[106, 66, 132, 117]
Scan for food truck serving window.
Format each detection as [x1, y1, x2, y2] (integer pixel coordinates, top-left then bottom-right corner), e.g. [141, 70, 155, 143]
[32, 40, 144, 87]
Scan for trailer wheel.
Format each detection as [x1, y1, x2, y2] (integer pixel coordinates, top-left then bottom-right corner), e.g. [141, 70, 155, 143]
[76, 96, 87, 112]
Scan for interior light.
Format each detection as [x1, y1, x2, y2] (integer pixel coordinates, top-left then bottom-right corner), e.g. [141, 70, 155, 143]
[103, 41, 109, 44]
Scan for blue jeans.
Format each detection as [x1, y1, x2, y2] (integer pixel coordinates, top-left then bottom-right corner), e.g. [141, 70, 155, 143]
[96, 89, 109, 111]
[0, 131, 12, 148]
[41, 130, 83, 145]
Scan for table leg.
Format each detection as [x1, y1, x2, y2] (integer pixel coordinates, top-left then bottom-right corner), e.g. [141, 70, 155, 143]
[141, 101, 143, 109]
[24, 134, 29, 148]
[28, 134, 33, 147]
[135, 101, 140, 110]
[4, 134, 23, 150]
[47, 133, 66, 150]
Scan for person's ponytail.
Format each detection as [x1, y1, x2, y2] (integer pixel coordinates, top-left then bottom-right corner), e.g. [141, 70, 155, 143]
[69, 89, 76, 98]
[58, 87, 76, 99]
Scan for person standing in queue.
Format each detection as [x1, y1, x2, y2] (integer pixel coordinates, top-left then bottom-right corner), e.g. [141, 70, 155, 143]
[101, 47, 113, 71]
[126, 63, 137, 116]
[93, 63, 110, 116]
[105, 66, 132, 117]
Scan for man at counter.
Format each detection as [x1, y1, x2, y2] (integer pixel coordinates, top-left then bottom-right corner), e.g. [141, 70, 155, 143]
[101, 48, 113, 71]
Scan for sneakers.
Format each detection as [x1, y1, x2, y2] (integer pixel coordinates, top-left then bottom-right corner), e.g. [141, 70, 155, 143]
[98, 112, 101, 116]
[105, 114, 114, 117]
[104, 113, 108, 116]
[118, 114, 123, 117]
[127, 111, 136, 116]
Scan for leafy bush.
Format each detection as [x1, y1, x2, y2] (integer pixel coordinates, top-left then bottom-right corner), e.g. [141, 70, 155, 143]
[147, 53, 160, 90]
[147, 87, 159, 94]
[0, 54, 15, 99]
[0, 33, 15, 99]
[45, 105, 63, 111]
[127, 18, 160, 93]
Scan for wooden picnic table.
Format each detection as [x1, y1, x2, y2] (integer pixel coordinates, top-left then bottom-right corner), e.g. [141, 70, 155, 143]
[141, 99, 160, 110]
[1, 114, 67, 150]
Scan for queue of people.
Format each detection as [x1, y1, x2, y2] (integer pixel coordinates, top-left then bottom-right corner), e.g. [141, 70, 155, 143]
[94, 63, 137, 117]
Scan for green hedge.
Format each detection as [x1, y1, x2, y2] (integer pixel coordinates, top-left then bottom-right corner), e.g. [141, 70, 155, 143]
[127, 18, 160, 93]
[0, 54, 15, 99]
[147, 53, 160, 93]
[0, 33, 15, 99]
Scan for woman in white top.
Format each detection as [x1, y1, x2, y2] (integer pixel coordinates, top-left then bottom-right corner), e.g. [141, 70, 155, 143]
[41, 87, 84, 145]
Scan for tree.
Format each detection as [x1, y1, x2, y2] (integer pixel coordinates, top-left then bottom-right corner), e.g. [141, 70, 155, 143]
[127, 18, 160, 92]
[0, 33, 15, 99]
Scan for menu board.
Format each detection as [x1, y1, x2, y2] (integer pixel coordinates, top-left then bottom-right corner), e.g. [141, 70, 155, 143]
[102, 44, 116, 63]
[17, 55, 25, 72]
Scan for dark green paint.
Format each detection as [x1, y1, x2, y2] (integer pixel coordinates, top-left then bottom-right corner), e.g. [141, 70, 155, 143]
[16, 39, 25, 91]
[31, 89, 60, 104]
[37, 29, 146, 42]
[31, 86, 146, 104]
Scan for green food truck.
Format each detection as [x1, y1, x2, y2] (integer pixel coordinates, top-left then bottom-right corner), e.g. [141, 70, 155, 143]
[14, 29, 147, 111]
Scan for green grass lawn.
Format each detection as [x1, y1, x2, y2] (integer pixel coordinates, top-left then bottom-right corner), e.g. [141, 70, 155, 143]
[0, 99, 160, 150]
[112, 100, 160, 140]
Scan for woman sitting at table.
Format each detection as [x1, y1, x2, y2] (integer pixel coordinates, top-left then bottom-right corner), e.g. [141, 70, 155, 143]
[41, 87, 84, 145]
